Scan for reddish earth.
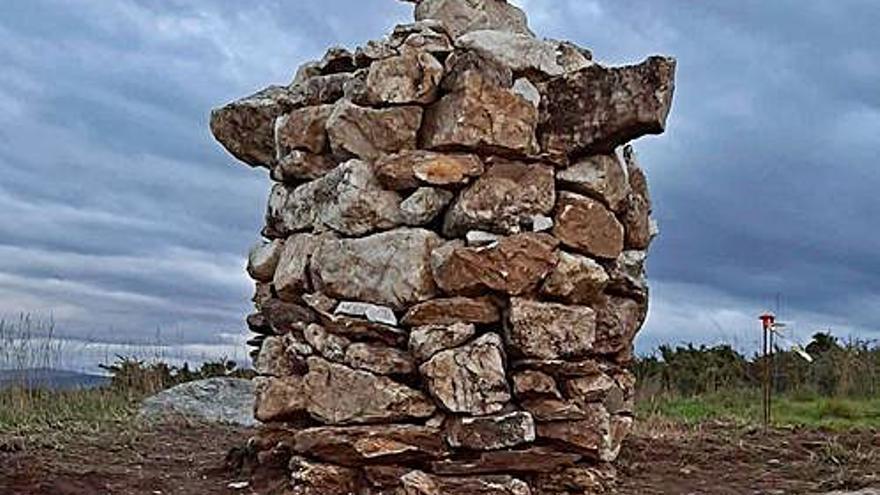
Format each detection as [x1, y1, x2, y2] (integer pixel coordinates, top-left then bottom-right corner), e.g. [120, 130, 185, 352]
[1, 420, 878, 494]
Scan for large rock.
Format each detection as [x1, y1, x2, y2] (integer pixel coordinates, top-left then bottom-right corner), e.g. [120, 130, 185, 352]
[401, 297, 500, 327]
[539, 56, 676, 157]
[556, 152, 630, 212]
[506, 298, 596, 360]
[311, 228, 442, 310]
[304, 357, 436, 424]
[327, 101, 423, 161]
[431, 233, 558, 296]
[359, 51, 444, 105]
[399, 470, 532, 495]
[375, 150, 485, 190]
[552, 192, 624, 260]
[421, 75, 538, 156]
[210, 86, 293, 168]
[265, 160, 403, 237]
[247, 239, 284, 282]
[261, 299, 317, 334]
[456, 30, 589, 79]
[275, 104, 334, 156]
[420, 333, 511, 415]
[409, 322, 476, 363]
[540, 251, 609, 305]
[254, 335, 307, 377]
[442, 160, 555, 237]
[414, 0, 533, 38]
[292, 424, 447, 466]
[444, 411, 536, 451]
[139, 378, 256, 427]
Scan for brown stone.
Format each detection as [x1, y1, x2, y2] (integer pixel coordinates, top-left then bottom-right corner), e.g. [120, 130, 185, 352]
[506, 298, 596, 360]
[444, 411, 536, 451]
[540, 251, 609, 305]
[399, 470, 532, 495]
[327, 101, 423, 161]
[421, 76, 538, 157]
[443, 160, 555, 237]
[275, 104, 334, 156]
[254, 376, 307, 423]
[360, 51, 443, 105]
[254, 335, 306, 377]
[534, 464, 616, 495]
[520, 398, 591, 422]
[304, 357, 436, 425]
[565, 372, 617, 404]
[401, 297, 500, 327]
[311, 228, 442, 310]
[272, 150, 338, 181]
[511, 359, 603, 379]
[292, 424, 447, 466]
[345, 342, 415, 376]
[375, 150, 485, 190]
[304, 324, 351, 363]
[556, 152, 629, 212]
[430, 448, 581, 475]
[408, 323, 476, 363]
[621, 148, 654, 250]
[400, 188, 454, 226]
[594, 295, 648, 357]
[290, 72, 352, 107]
[539, 56, 676, 156]
[210, 86, 293, 168]
[414, 0, 533, 39]
[535, 404, 611, 460]
[420, 333, 511, 415]
[431, 233, 559, 296]
[288, 456, 360, 495]
[441, 48, 512, 93]
[553, 192, 624, 260]
[273, 233, 323, 301]
[261, 299, 317, 334]
[511, 370, 561, 400]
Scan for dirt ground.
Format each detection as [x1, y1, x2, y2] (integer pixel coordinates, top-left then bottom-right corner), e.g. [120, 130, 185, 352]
[1, 420, 878, 494]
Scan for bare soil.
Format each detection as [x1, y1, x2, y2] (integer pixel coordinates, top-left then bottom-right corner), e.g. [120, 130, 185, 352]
[1, 420, 878, 494]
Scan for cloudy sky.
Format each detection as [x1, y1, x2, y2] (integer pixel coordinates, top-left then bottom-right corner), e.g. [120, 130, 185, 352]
[0, 0, 877, 370]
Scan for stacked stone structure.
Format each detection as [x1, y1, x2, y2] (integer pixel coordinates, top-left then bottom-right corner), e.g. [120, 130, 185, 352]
[211, 0, 675, 493]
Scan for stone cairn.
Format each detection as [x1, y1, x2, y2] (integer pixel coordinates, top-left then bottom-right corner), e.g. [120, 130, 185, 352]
[211, 1, 674, 493]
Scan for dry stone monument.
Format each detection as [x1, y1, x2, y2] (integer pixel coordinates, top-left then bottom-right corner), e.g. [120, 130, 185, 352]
[211, 0, 675, 492]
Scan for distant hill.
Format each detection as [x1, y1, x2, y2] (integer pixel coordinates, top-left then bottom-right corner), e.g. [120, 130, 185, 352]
[0, 368, 110, 391]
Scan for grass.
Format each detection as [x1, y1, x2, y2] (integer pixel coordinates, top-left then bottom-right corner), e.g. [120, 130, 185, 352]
[0, 386, 138, 437]
[639, 389, 880, 430]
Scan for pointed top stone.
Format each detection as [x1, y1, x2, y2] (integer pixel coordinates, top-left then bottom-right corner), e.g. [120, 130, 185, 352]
[406, 0, 533, 39]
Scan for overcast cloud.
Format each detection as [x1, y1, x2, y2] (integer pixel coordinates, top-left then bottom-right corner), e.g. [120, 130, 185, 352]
[0, 0, 877, 371]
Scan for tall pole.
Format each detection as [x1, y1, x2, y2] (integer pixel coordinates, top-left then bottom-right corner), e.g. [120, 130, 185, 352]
[760, 312, 775, 428]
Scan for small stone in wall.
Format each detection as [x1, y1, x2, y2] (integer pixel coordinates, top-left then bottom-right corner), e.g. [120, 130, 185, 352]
[420, 333, 511, 415]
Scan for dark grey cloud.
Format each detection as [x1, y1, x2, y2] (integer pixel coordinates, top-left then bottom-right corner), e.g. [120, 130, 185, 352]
[0, 0, 877, 367]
